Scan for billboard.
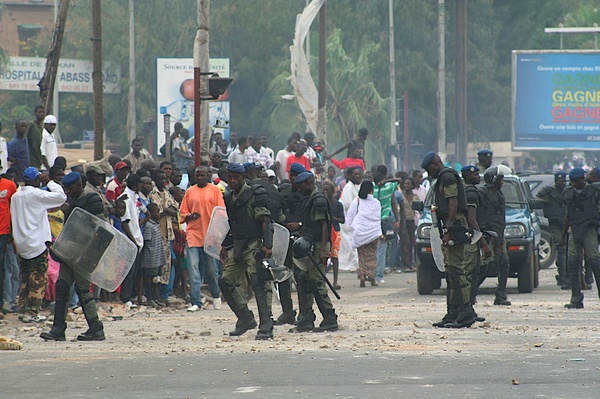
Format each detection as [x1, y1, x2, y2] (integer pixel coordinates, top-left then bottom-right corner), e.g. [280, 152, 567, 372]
[0, 57, 121, 94]
[513, 50, 600, 150]
[155, 58, 230, 151]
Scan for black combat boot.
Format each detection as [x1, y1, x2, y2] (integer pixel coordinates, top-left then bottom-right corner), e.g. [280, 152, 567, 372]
[292, 272, 315, 332]
[433, 278, 457, 327]
[446, 269, 475, 329]
[250, 275, 274, 340]
[229, 311, 258, 336]
[219, 277, 258, 336]
[274, 279, 296, 325]
[77, 321, 105, 341]
[41, 279, 69, 341]
[312, 308, 338, 332]
[565, 293, 584, 309]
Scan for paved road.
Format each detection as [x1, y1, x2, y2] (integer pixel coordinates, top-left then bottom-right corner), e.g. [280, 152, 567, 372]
[1, 267, 599, 398]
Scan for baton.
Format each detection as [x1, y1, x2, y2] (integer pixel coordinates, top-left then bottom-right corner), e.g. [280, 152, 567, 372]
[305, 253, 341, 300]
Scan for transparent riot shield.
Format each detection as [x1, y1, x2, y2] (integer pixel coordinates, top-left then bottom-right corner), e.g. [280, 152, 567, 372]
[430, 227, 446, 272]
[52, 208, 137, 291]
[203, 206, 230, 260]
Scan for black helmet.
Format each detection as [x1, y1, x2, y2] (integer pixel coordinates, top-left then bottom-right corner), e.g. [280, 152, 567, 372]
[292, 237, 312, 259]
[483, 165, 511, 185]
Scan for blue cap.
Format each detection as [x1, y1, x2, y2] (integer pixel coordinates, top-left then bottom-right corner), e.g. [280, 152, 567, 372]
[23, 167, 40, 181]
[477, 149, 493, 157]
[420, 151, 436, 169]
[461, 165, 480, 173]
[289, 163, 307, 175]
[294, 172, 313, 184]
[242, 162, 254, 172]
[226, 163, 245, 174]
[569, 167, 585, 180]
[554, 171, 567, 179]
[62, 172, 82, 187]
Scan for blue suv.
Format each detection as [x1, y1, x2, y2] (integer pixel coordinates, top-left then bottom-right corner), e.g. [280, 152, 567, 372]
[413, 175, 542, 295]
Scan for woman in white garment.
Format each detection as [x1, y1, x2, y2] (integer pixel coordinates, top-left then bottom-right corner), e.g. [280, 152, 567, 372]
[338, 167, 363, 271]
[346, 181, 383, 287]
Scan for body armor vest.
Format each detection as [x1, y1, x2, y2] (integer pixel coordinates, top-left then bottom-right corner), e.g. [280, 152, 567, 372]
[563, 183, 600, 240]
[476, 186, 506, 234]
[300, 190, 331, 243]
[539, 186, 566, 226]
[434, 167, 467, 221]
[224, 185, 263, 241]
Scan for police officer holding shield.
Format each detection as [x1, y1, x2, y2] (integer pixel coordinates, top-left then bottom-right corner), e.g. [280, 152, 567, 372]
[560, 167, 600, 309]
[536, 171, 569, 289]
[219, 163, 275, 340]
[291, 171, 339, 332]
[422, 152, 475, 329]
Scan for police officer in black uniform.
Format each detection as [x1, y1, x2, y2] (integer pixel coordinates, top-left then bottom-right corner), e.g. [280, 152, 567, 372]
[274, 163, 310, 325]
[41, 172, 106, 341]
[291, 171, 339, 332]
[477, 165, 512, 306]
[219, 163, 275, 340]
[422, 152, 475, 329]
[561, 167, 600, 309]
[536, 171, 569, 289]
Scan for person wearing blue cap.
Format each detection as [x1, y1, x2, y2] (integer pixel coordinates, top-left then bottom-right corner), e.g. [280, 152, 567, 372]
[461, 165, 491, 320]
[476, 150, 493, 171]
[586, 167, 600, 184]
[561, 167, 600, 309]
[422, 152, 475, 328]
[41, 172, 106, 341]
[10, 167, 66, 323]
[292, 171, 339, 332]
[537, 171, 569, 290]
[219, 162, 276, 340]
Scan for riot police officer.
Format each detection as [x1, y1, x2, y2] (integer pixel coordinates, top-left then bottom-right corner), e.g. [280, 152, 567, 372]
[561, 167, 600, 309]
[461, 165, 492, 319]
[477, 165, 512, 306]
[536, 171, 569, 289]
[219, 163, 275, 340]
[291, 172, 339, 332]
[422, 152, 475, 329]
[476, 149, 493, 172]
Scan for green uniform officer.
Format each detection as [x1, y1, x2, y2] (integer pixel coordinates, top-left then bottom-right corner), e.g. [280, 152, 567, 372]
[422, 152, 475, 329]
[219, 163, 275, 340]
[291, 172, 339, 332]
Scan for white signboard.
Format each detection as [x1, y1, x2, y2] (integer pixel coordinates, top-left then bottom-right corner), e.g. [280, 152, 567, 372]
[0, 57, 121, 94]
[155, 58, 230, 151]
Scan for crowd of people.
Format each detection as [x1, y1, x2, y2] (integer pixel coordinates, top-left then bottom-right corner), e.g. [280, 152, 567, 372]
[5, 105, 594, 341]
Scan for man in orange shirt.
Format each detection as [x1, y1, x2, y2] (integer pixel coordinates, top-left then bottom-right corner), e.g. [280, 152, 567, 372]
[0, 173, 18, 319]
[180, 165, 225, 311]
[285, 140, 311, 180]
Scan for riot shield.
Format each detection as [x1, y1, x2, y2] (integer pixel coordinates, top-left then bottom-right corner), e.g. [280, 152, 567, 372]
[272, 224, 290, 266]
[203, 206, 230, 260]
[430, 227, 446, 272]
[52, 208, 137, 291]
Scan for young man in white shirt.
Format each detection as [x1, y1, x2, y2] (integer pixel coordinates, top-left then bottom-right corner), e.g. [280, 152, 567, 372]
[10, 167, 66, 323]
[41, 115, 59, 170]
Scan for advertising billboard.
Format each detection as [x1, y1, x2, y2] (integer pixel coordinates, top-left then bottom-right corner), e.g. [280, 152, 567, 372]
[0, 57, 121, 94]
[155, 58, 230, 151]
[513, 50, 600, 150]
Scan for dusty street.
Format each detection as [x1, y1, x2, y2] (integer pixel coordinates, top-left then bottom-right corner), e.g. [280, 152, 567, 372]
[1, 267, 599, 398]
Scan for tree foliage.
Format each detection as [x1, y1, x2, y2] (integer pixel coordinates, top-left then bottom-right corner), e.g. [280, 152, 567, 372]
[1, 0, 598, 160]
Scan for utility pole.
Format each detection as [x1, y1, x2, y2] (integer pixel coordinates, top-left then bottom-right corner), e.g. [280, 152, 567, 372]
[316, 1, 327, 146]
[38, 0, 70, 113]
[92, 0, 104, 160]
[455, 0, 467, 164]
[127, 0, 136, 143]
[437, 0, 446, 155]
[194, 0, 210, 166]
[389, 0, 397, 170]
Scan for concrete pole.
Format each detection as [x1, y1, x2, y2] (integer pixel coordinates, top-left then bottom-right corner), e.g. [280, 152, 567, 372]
[194, 0, 210, 165]
[92, 0, 104, 160]
[437, 0, 446, 155]
[455, 0, 467, 164]
[389, 0, 397, 170]
[127, 0, 136, 143]
[316, 1, 327, 146]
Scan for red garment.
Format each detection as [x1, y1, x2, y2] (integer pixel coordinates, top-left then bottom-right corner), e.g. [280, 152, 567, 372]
[329, 157, 365, 171]
[285, 154, 311, 178]
[105, 177, 123, 201]
[0, 178, 17, 235]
